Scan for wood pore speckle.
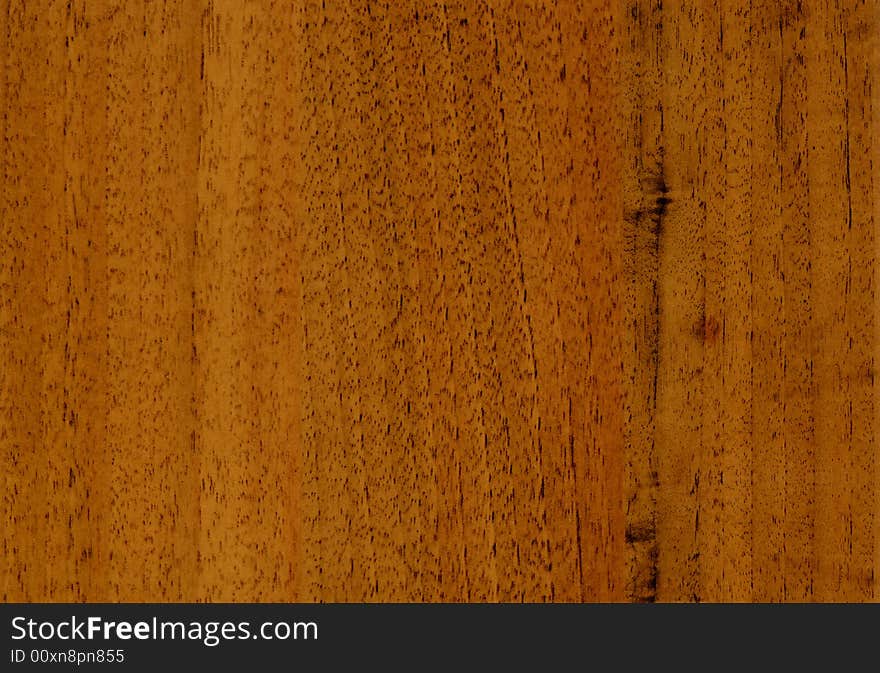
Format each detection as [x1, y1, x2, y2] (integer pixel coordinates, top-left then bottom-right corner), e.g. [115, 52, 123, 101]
[1, 0, 878, 602]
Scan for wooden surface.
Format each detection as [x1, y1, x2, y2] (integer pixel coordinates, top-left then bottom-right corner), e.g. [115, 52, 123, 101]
[1, 0, 878, 602]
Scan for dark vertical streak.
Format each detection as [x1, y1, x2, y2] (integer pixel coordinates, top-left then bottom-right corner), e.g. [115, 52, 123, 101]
[649, 0, 665, 606]
[842, 31, 853, 232]
[623, 0, 665, 604]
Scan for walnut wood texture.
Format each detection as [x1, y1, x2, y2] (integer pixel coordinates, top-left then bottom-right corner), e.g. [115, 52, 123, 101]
[1, 0, 878, 602]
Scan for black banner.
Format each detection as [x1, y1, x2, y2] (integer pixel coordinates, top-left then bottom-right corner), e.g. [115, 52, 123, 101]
[0, 603, 872, 670]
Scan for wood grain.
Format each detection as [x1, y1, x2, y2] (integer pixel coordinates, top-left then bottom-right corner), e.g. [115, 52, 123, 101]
[1, 0, 878, 602]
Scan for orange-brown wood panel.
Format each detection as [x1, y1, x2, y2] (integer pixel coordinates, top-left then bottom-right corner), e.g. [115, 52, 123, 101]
[1, 0, 877, 602]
